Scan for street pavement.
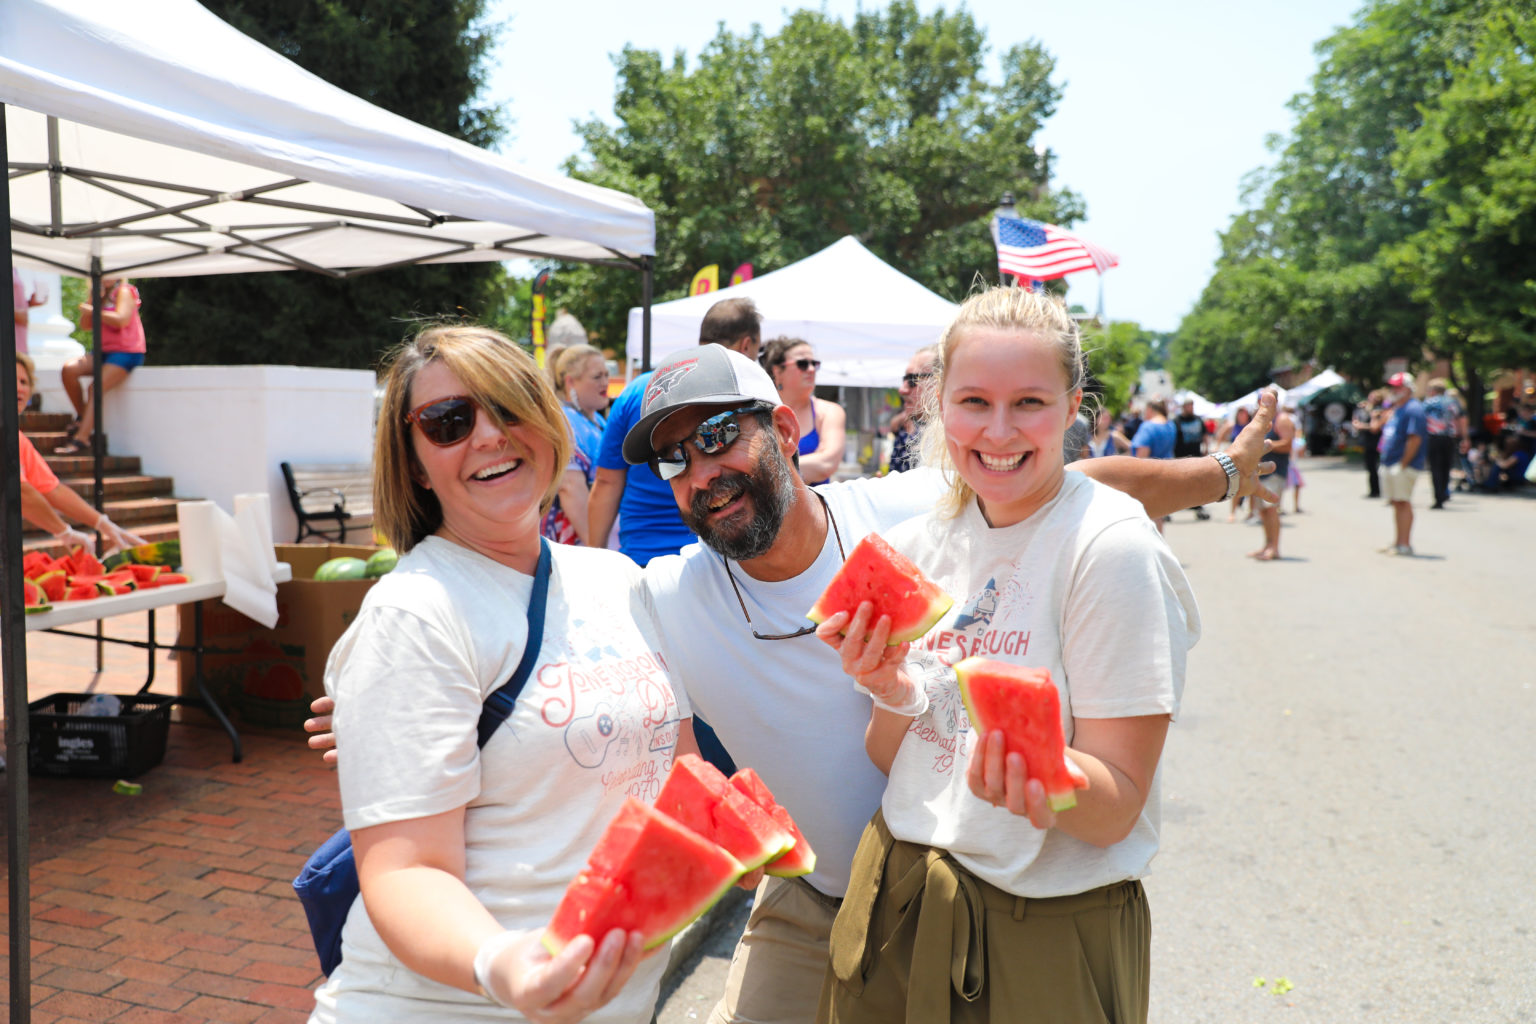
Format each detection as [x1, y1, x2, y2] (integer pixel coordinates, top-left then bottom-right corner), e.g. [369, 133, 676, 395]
[657, 455, 1536, 1023]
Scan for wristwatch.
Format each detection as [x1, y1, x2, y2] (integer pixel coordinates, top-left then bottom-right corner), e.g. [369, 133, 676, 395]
[1211, 451, 1240, 501]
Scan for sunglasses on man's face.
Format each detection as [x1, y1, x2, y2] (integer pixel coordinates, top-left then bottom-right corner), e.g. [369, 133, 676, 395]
[648, 404, 762, 481]
[404, 395, 515, 447]
[901, 372, 933, 389]
[784, 357, 821, 372]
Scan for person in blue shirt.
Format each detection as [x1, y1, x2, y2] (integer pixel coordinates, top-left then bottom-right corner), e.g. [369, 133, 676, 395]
[1131, 397, 1178, 532]
[1378, 372, 1429, 556]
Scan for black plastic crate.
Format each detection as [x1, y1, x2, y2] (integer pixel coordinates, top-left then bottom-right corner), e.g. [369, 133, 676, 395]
[27, 693, 174, 779]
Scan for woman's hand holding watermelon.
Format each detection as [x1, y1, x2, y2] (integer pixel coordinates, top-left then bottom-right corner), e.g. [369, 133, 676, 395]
[966, 729, 1090, 831]
[814, 601, 926, 716]
[475, 926, 650, 1024]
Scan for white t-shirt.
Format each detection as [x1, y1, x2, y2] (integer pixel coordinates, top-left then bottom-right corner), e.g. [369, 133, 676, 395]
[311, 537, 689, 1024]
[881, 472, 1200, 898]
[641, 469, 940, 897]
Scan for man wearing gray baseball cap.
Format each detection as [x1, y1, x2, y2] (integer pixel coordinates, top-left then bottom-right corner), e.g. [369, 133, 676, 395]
[308, 340, 1279, 1022]
[623, 345, 1280, 1024]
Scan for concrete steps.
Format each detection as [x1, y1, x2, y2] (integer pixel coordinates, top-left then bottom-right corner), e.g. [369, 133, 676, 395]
[21, 410, 196, 557]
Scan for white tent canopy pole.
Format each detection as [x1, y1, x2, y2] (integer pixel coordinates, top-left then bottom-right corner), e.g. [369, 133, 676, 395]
[3, 5, 658, 1018]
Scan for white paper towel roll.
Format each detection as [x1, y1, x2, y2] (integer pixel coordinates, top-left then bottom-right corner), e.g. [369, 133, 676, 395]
[234, 493, 278, 570]
[176, 500, 223, 582]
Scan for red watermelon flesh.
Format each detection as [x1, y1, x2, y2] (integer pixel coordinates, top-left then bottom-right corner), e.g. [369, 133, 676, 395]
[729, 768, 817, 878]
[954, 657, 1082, 813]
[807, 533, 953, 644]
[23, 580, 52, 614]
[66, 545, 106, 577]
[23, 551, 55, 578]
[127, 564, 165, 586]
[157, 573, 190, 585]
[654, 755, 795, 871]
[66, 583, 100, 601]
[544, 798, 743, 954]
[34, 570, 68, 603]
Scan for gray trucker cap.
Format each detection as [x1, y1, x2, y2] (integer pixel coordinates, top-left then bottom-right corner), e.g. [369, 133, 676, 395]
[621, 346, 783, 465]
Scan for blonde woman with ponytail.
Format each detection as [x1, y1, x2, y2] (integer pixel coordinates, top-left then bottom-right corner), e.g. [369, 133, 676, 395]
[815, 285, 1201, 1024]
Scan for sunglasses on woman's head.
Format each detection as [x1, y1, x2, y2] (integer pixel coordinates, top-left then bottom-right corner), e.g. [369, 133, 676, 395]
[404, 395, 514, 447]
[784, 357, 821, 371]
[647, 404, 763, 481]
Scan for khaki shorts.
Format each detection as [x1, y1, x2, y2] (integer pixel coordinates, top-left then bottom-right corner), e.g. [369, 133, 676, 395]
[1383, 462, 1420, 502]
[1258, 472, 1287, 502]
[710, 875, 840, 1024]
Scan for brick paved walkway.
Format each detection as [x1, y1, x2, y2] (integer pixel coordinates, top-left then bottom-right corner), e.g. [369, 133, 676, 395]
[3, 607, 339, 1023]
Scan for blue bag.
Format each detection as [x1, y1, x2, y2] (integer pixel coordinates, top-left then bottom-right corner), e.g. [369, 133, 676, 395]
[293, 540, 551, 976]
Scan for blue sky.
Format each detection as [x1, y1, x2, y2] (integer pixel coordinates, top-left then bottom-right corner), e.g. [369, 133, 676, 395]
[483, 0, 1362, 332]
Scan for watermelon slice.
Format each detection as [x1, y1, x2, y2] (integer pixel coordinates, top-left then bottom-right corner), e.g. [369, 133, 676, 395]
[655, 755, 795, 871]
[66, 545, 106, 577]
[807, 533, 953, 644]
[126, 564, 166, 586]
[544, 798, 744, 954]
[954, 657, 1083, 813]
[23, 551, 56, 578]
[34, 569, 68, 603]
[23, 580, 52, 615]
[728, 768, 816, 878]
[156, 572, 191, 585]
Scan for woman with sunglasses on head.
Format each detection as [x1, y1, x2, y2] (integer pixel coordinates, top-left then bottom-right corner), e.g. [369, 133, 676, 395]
[762, 337, 846, 485]
[814, 286, 1199, 1024]
[309, 324, 699, 1024]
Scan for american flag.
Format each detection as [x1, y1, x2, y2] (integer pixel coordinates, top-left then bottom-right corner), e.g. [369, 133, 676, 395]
[992, 216, 1119, 281]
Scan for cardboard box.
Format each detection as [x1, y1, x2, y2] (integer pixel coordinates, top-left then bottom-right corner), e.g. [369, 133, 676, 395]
[177, 543, 381, 730]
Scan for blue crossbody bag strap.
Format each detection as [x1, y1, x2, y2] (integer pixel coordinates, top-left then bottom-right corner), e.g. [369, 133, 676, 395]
[478, 538, 551, 746]
[295, 539, 552, 976]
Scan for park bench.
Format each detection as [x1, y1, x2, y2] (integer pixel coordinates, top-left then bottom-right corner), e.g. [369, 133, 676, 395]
[279, 461, 374, 543]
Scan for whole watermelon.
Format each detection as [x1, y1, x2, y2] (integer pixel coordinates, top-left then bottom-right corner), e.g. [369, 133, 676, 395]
[314, 557, 368, 581]
[364, 548, 398, 578]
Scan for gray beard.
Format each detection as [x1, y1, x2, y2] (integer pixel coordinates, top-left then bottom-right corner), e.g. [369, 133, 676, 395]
[687, 442, 797, 561]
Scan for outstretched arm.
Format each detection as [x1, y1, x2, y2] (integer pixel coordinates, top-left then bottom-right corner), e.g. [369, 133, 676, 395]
[1073, 391, 1278, 516]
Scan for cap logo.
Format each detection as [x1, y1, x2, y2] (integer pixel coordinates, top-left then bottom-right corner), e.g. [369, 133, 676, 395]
[643, 358, 700, 412]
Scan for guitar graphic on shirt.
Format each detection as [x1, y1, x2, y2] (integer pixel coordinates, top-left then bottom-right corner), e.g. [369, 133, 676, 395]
[565, 701, 620, 767]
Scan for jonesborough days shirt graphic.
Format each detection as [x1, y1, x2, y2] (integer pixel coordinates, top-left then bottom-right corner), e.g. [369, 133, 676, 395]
[531, 624, 681, 803]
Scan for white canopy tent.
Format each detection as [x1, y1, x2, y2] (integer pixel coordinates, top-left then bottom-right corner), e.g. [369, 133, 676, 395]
[2, 0, 654, 279]
[626, 236, 958, 387]
[1213, 384, 1289, 421]
[1283, 368, 1346, 405]
[3, 3, 656, 1012]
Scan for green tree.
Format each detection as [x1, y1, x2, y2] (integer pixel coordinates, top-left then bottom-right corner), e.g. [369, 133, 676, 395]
[552, 2, 1083, 353]
[1173, 0, 1536, 413]
[1081, 320, 1151, 414]
[137, 0, 510, 368]
[1385, 8, 1536, 405]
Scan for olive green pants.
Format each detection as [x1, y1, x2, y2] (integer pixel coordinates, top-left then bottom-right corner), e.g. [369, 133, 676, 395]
[819, 810, 1150, 1024]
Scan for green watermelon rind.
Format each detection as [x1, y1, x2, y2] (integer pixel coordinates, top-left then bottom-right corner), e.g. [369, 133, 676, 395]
[954, 656, 1078, 813]
[313, 556, 369, 581]
[806, 533, 954, 645]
